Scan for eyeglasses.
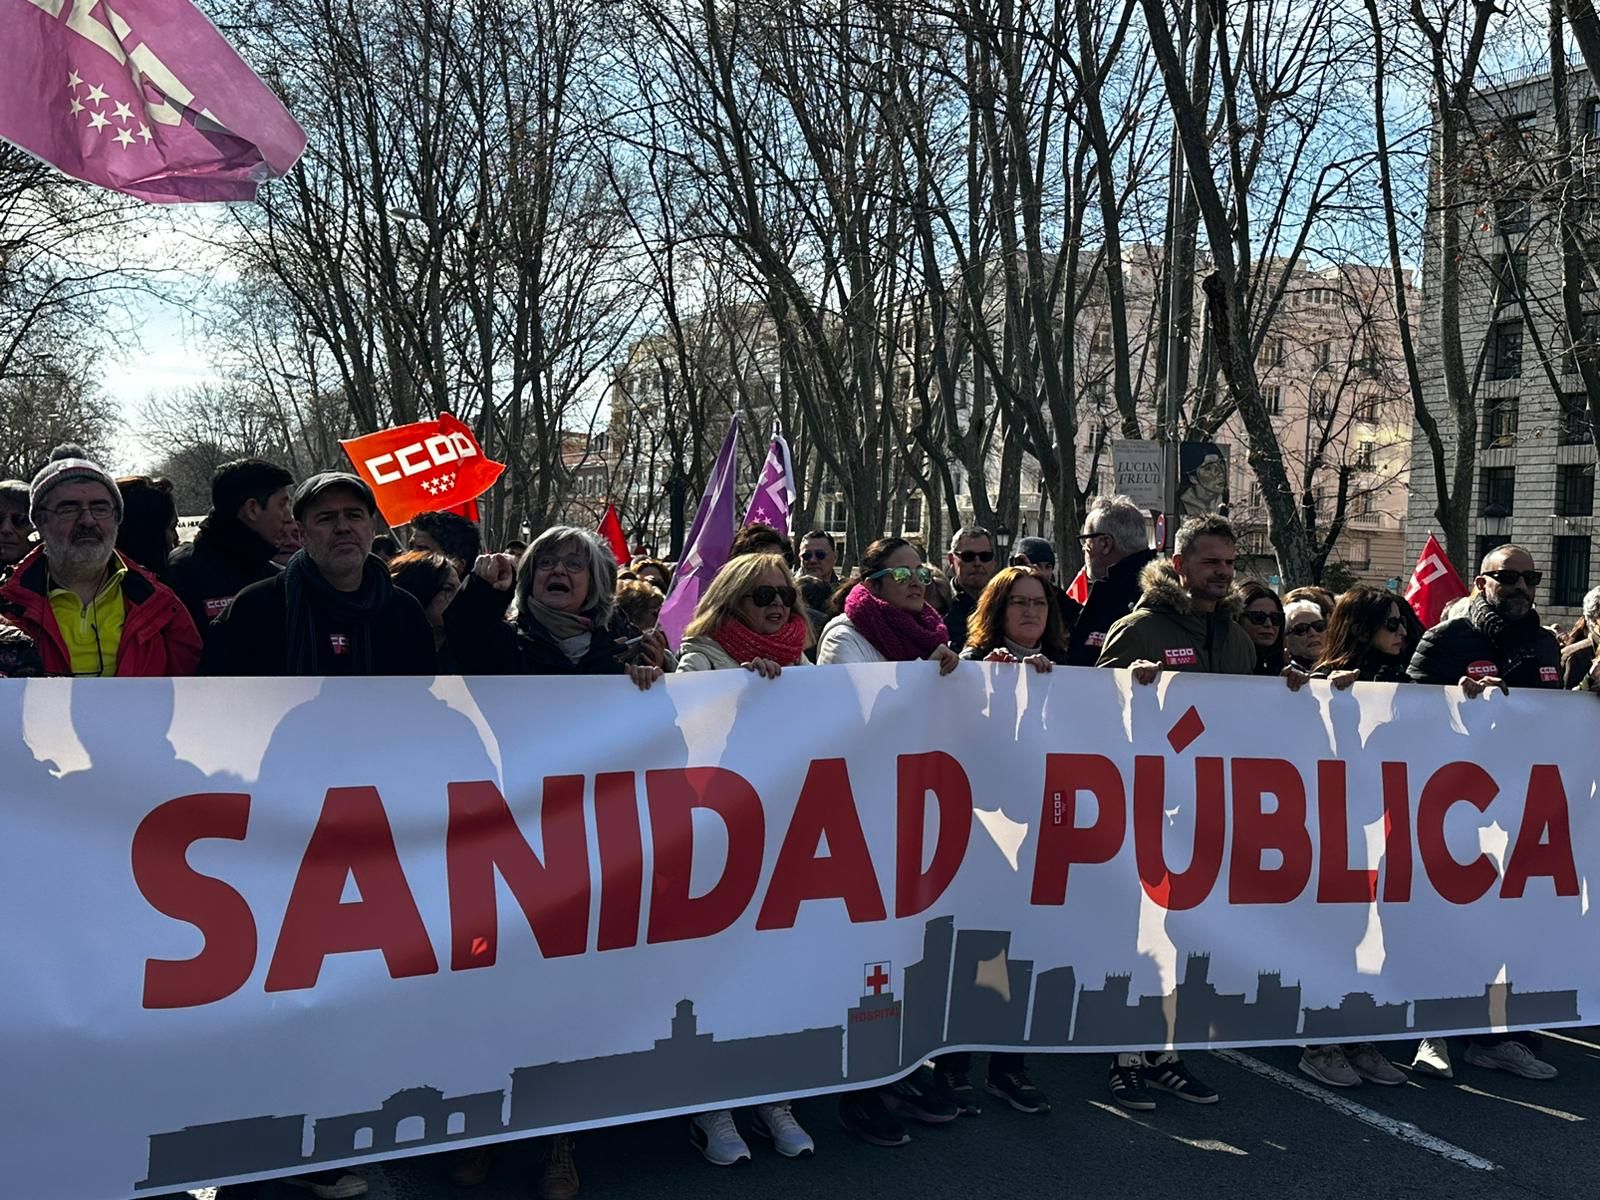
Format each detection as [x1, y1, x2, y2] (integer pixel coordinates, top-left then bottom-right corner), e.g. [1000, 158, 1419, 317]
[1483, 568, 1541, 588]
[743, 584, 797, 608]
[1077, 530, 1107, 542]
[44, 501, 114, 522]
[868, 565, 934, 585]
[801, 549, 831, 561]
[954, 550, 994, 563]
[1288, 620, 1328, 637]
[1381, 616, 1406, 633]
[534, 554, 586, 573]
[1007, 595, 1049, 610]
[1241, 610, 1285, 628]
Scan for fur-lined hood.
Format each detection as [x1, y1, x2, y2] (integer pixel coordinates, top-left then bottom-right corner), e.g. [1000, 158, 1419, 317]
[1135, 558, 1244, 619]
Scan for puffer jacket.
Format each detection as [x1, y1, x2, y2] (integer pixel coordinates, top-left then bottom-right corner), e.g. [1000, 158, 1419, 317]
[0, 546, 202, 677]
[677, 636, 742, 672]
[1095, 559, 1256, 676]
[165, 513, 280, 637]
[1067, 547, 1158, 666]
[1407, 595, 1561, 689]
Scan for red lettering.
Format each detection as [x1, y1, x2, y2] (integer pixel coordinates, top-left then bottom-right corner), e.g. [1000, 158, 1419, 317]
[1417, 762, 1498, 905]
[1030, 754, 1126, 905]
[1317, 760, 1376, 903]
[594, 771, 643, 951]
[758, 758, 886, 930]
[1502, 765, 1579, 899]
[645, 768, 764, 944]
[1133, 755, 1224, 910]
[446, 778, 589, 969]
[133, 793, 257, 1009]
[895, 751, 972, 918]
[1229, 758, 1312, 904]
[1381, 762, 1413, 902]
[265, 787, 438, 991]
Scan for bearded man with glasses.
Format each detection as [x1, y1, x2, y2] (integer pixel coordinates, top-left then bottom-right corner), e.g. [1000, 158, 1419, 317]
[1407, 543, 1561, 697]
[0, 446, 200, 678]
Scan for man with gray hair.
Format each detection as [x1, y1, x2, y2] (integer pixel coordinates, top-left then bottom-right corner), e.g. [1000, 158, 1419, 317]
[1065, 495, 1158, 667]
[1560, 585, 1600, 688]
[943, 524, 998, 649]
[0, 445, 200, 677]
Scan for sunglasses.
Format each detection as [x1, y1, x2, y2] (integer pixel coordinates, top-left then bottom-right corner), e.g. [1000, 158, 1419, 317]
[955, 550, 995, 563]
[1077, 530, 1107, 542]
[0, 512, 31, 530]
[868, 566, 934, 585]
[1483, 568, 1541, 588]
[744, 584, 797, 608]
[1241, 610, 1285, 628]
[1380, 616, 1406, 633]
[1288, 620, 1328, 637]
[801, 549, 831, 561]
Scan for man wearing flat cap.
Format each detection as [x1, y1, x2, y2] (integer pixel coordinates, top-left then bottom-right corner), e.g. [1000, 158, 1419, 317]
[202, 472, 435, 676]
[0, 444, 200, 677]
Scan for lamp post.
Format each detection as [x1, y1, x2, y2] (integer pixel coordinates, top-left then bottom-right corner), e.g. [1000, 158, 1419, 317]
[994, 524, 1014, 556]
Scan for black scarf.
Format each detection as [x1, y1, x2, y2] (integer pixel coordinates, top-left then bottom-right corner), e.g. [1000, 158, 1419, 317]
[283, 550, 392, 675]
[1468, 593, 1544, 678]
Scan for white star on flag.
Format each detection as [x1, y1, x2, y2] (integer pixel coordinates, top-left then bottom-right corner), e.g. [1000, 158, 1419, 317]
[86, 83, 107, 104]
[68, 98, 83, 116]
[88, 111, 109, 131]
[137, 125, 152, 143]
[114, 128, 134, 149]
[67, 70, 82, 89]
[112, 101, 133, 122]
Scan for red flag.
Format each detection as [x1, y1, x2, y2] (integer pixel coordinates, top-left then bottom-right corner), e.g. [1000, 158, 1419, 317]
[340, 412, 504, 528]
[1065, 566, 1090, 605]
[598, 504, 631, 566]
[1403, 532, 1469, 627]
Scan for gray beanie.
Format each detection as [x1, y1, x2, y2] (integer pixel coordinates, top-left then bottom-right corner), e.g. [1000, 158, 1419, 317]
[29, 453, 123, 525]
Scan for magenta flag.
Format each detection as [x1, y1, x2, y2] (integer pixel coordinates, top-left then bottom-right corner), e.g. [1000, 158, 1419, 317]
[658, 415, 741, 650]
[1, 0, 307, 203]
[741, 430, 796, 537]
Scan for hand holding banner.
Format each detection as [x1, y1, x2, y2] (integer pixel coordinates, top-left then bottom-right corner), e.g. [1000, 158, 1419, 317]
[340, 413, 504, 528]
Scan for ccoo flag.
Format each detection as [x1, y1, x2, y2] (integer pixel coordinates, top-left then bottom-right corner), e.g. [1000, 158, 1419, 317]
[341, 412, 504, 529]
[1, 0, 307, 203]
[1403, 532, 1470, 628]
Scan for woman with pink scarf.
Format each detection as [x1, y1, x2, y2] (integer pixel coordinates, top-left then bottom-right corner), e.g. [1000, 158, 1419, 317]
[816, 537, 959, 675]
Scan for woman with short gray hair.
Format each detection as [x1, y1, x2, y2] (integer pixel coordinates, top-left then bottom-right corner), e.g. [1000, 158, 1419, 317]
[1560, 585, 1600, 688]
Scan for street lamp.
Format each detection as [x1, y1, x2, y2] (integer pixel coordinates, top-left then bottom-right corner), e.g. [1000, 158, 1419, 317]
[994, 524, 1014, 556]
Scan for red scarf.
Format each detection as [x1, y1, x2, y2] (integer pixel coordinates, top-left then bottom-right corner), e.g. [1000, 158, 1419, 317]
[711, 611, 809, 666]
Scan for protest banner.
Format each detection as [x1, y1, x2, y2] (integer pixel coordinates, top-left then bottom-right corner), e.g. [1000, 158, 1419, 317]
[1, 666, 1594, 1198]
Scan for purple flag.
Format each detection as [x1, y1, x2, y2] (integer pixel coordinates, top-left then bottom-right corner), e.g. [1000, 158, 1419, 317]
[1, 0, 307, 203]
[741, 430, 796, 537]
[658, 415, 741, 650]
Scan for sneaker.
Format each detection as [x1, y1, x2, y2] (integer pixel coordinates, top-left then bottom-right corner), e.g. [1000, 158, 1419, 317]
[936, 1065, 982, 1116]
[541, 1134, 579, 1200]
[838, 1090, 911, 1147]
[883, 1066, 959, 1124]
[1462, 1040, 1559, 1080]
[751, 1102, 815, 1157]
[285, 1173, 367, 1200]
[1108, 1054, 1155, 1111]
[1410, 1038, 1454, 1079]
[449, 1145, 492, 1187]
[689, 1110, 752, 1165]
[1143, 1052, 1220, 1103]
[985, 1069, 1051, 1114]
[1345, 1043, 1406, 1086]
[1299, 1045, 1361, 1088]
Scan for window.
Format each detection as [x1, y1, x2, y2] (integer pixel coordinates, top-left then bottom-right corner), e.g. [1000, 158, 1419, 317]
[1490, 320, 1523, 380]
[1343, 538, 1371, 570]
[1248, 481, 1261, 507]
[1558, 463, 1595, 516]
[1354, 393, 1381, 424]
[1504, 111, 1538, 145]
[1481, 465, 1515, 516]
[1352, 490, 1375, 518]
[1483, 396, 1519, 448]
[824, 498, 847, 528]
[1496, 192, 1532, 235]
[904, 496, 923, 529]
[1588, 98, 1600, 137]
[1314, 340, 1332, 367]
[1561, 391, 1594, 445]
[1492, 251, 1527, 302]
[1262, 385, 1283, 415]
[1553, 535, 1592, 607]
[1091, 329, 1113, 354]
[1309, 390, 1331, 421]
[1356, 440, 1376, 470]
[1261, 336, 1286, 367]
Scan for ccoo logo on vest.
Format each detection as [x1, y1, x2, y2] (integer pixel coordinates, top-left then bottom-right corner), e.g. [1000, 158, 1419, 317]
[341, 412, 506, 527]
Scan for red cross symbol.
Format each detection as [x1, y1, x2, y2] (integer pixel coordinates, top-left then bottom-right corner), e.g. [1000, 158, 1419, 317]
[865, 964, 890, 995]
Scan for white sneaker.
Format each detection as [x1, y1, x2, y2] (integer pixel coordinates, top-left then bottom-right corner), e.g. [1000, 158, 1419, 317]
[690, 1109, 752, 1165]
[1345, 1042, 1407, 1086]
[1462, 1040, 1559, 1080]
[751, 1101, 815, 1157]
[1410, 1038, 1454, 1079]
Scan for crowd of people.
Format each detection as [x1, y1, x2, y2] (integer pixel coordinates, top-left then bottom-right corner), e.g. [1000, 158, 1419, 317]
[2, 445, 1592, 1200]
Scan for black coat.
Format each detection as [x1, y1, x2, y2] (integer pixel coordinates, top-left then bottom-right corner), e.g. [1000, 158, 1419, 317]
[1407, 596, 1561, 689]
[166, 514, 280, 639]
[201, 569, 436, 676]
[444, 574, 632, 675]
[944, 588, 979, 651]
[1067, 547, 1158, 667]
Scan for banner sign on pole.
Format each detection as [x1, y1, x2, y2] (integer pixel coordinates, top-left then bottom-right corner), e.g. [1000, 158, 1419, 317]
[2, 668, 1595, 1198]
[1112, 439, 1166, 509]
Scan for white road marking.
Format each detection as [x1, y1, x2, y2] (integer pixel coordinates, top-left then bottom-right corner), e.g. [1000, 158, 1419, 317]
[1210, 1049, 1499, 1172]
[1542, 1029, 1600, 1053]
[1085, 1100, 1249, 1155]
[1452, 1083, 1586, 1123]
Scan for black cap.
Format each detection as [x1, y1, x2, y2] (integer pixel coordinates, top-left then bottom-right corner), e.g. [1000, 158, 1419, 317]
[291, 471, 377, 521]
[1013, 536, 1056, 566]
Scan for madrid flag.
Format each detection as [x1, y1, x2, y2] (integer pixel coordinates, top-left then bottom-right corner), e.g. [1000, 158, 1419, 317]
[1404, 532, 1470, 627]
[1, 0, 306, 202]
[341, 413, 505, 529]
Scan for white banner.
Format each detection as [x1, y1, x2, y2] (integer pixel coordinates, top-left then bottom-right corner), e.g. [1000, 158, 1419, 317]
[1, 666, 1595, 1198]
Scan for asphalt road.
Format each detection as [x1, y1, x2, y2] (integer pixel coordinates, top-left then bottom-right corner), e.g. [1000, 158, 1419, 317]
[197, 1028, 1600, 1200]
